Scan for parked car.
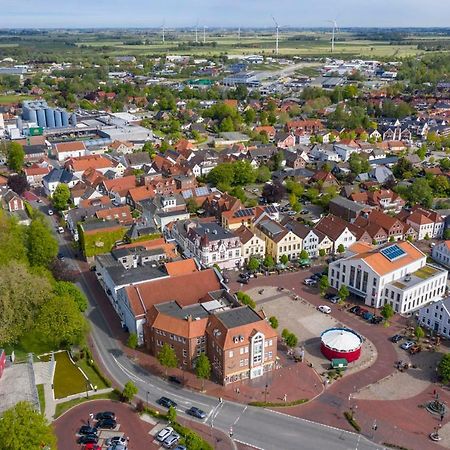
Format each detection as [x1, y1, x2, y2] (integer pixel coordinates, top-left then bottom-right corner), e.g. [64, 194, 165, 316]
[186, 406, 207, 419]
[156, 427, 174, 442]
[168, 375, 182, 385]
[349, 306, 361, 314]
[390, 334, 403, 343]
[84, 443, 101, 450]
[324, 293, 334, 300]
[329, 295, 340, 304]
[79, 426, 98, 436]
[97, 418, 117, 429]
[48, 209, 53, 216]
[107, 444, 126, 450]
[95, 411, 116, 421]
[174, 446, 187, 450]
[163, 433, 180, 449]
[157, 397, 177, 408]
[57, 226, 64, 234]
[105, 436, 127, 446]
[370, 316, 383, 325]
[318, 305, 331, 314]
[400, 341, 415, 350]
[240, 278, 249, 285]
[357, 308, 369, 317]
[362, 311, 374, 321]
[78, 434, 99, 445]
[409, 344, 422, 355]
[303, 278, 317, 286]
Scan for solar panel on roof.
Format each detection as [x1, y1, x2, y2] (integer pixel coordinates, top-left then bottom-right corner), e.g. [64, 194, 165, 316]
[235, 208, 254, 218]
[195, 186, 209, 197]
[182, 190, 193, 199]
[380, 245, 406, 261]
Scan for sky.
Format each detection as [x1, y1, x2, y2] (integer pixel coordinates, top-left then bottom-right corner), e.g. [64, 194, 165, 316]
[1, 0, 450, 28]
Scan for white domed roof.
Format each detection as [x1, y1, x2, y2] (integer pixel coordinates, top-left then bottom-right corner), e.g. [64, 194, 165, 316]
[321, 328, 362, 352]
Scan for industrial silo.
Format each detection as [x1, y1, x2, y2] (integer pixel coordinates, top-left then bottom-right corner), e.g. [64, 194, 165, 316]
[16, 117, 23, 132]
[70, 113, 77, 127]
[61, 110, 69, 127]
[54, 109, 62, 128]
[22, 103, 30, 121]
[45, 108, 56, 128]
[36, 108, 47, 128]
[28, 106, 38, 124]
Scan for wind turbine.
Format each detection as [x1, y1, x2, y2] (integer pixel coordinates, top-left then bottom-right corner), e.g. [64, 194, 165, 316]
[272, 16, 279, 55]
[203, 25, 206, 44]
[195, 21, 199, 43]
[238, 26, 241, 41]
[162, 20, 165, 43]
[328, 19, 338, 52]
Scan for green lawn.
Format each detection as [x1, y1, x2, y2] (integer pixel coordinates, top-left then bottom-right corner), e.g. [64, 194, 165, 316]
[40, 351, 89, 399]
[76, 357, 109, 391]
[54, 390, 121, 418]
[0, 94, 34, 105]
[37, 384, 46, 413]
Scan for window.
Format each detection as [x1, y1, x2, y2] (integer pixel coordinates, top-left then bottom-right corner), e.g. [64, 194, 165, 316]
[229, 350, 234, 358]
[240, 359, 244, 367]
[240, 347, 244, 355]
[182, 349, 187, 357]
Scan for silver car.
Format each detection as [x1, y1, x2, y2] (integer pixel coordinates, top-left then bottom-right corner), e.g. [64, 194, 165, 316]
[163, 432, 180, 449]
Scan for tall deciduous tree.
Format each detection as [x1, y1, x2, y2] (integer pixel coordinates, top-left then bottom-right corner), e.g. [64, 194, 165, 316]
[0, 262, 52, 344]
[0, 211, 27, 265]
[157, 343, 178, 375]
[52, 183, 71, 211]
[34, 294, 88, 348]
[439, 354, 450, 384]
[7, 142, 25, 172]
[122, 380, 138, 403]
[338, 285, 349, 302]
[195, 353, 211, 391]
[27, 216, 58, 267]
[0, 401, 57, 450]
[7, 174, 28, 195]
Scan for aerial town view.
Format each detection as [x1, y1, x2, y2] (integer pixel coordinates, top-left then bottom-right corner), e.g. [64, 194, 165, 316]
[2, 1, 450, 450]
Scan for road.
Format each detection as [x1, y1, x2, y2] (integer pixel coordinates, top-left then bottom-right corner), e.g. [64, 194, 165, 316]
[37, 199, 383, 450]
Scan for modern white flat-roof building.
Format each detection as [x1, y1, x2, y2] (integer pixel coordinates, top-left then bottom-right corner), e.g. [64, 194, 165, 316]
[328, 241, 448, 314]
[418, 298, 450, 338]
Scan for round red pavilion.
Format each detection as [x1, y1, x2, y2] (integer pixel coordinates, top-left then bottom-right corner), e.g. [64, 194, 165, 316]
[320, 328, 362, 363]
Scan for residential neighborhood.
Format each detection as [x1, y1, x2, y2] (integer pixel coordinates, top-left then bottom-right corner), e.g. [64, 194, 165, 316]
[2, 9, 450, 450]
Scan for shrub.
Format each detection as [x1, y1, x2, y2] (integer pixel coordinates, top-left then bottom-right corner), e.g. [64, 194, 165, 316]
[127, 333, 138, 349]
[269, 316, 279, 329]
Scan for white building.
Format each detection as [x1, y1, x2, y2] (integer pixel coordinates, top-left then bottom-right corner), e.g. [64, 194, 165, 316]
[418, 298, 450, 337]
[432, 241, 450, 268]
[329, 241, 448, 313]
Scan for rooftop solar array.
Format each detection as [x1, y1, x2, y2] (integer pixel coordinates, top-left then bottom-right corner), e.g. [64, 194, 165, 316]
[380, 244, 406, 262]
[264, 205, 278, 214]
[234, 208, 255, 218]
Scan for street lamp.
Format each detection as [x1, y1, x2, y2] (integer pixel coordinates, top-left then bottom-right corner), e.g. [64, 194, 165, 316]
[86, 380, 90, 399]
[146, 391, 149, 408]
[264, 384, 269, 403]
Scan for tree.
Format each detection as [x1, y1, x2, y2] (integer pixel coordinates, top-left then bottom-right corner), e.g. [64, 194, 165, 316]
[52, 183, 71, 211]
[262, 182, 285, 203]
[289, 193, 298, 209]
[256, 165, 271, 183]
[319, 248, 326, 258]
[0, 211, 27, 265]
[7, 142, 25, 172]
[122, 381, 138, 403]
[244, 108, 256, 125]
[195, 353, 211, 391]
[34, 294, 88, 348]
[285, 179, 304, 197]
[236, 291, 256, 309]
[414, 326, 425, 342]
[247, 257, 260, 272]
[0, 262, 52, 344]
[381, 303, 394, 323]
[263, 254, 275, 268]
[337, 244, 345, 254]
[53, 281, 88, 312]
[269, 316, 279, 329]
[186, 197, 199, 214]
[338, 285, 349, 302]
[285, 332, 298, 348]
[207, 163, 235, 187]
[27, 216, 58, 267]
[319, 275, 329, 296]
[416, 144, 427, 161]
[157, 343, 178, 375]
[408, 178, 433, 208]
[348, 153, 370, 175]
[299, 250, 309, 260]
[167, 405, 177, 423]
[7, 174, 28, 195]
[438, 354, 450, 383]
[0, 401, 57, 450]
[127, 333, 138, 349]
[280, 254, 289, 265]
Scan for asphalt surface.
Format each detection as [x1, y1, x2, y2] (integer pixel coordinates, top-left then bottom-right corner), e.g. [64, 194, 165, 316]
[36, 198, 384, 450]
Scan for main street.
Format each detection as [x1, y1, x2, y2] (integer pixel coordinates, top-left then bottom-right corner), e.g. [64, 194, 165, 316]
[40, 201, 383, 450]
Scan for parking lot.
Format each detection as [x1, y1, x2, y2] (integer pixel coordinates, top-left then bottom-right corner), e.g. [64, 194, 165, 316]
[53, 400, 159, 450]
[247, 286, 377, 377]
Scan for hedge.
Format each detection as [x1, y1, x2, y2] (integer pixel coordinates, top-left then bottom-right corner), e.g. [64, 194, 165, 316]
[249, 399, 308, 407]
[84, 347, 112, 387]
[344, 411, 361, 432]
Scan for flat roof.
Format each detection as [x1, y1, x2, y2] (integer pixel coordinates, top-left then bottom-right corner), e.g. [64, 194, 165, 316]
[216, 306, 262, 329]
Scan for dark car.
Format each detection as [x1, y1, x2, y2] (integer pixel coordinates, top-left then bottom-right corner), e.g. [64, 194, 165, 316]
[96, 418, 117, 429]
[390, 334, 403, 343]
[324, 292, 334, 300]
[370, 316, 383, 325]
[349, 306, 361, 314]
[79, 426, 98, 436]
[77, 434, 99, 445]
[240, 278, 249, 285]
[168, 375, 182, 385]
[358, 308, 369, 317]
[186, 406, 207, 419]
[95, 411, 116, 421]
[157, 397, 178, 408]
